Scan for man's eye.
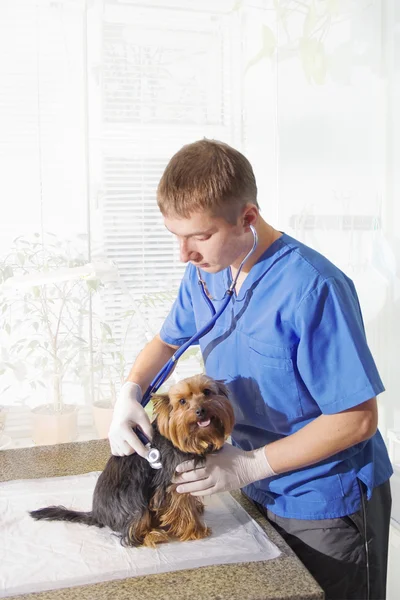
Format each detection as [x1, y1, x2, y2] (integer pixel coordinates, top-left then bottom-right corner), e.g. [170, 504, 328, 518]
[179, 398, 186, 405]
[195, 235, 211, 241]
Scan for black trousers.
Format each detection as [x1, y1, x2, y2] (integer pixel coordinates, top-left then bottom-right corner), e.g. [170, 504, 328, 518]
[252, 479, 392, 600]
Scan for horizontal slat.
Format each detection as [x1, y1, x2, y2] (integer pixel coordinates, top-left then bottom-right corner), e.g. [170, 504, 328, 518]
[0, 0, 232, 427]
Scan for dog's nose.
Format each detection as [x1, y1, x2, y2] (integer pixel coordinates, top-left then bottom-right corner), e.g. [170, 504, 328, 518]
[195, 407, 206, 418]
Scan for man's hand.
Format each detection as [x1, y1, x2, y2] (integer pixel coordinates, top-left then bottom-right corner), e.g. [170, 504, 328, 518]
[108, 382, 153, 457]
[173, 443, 276, 496]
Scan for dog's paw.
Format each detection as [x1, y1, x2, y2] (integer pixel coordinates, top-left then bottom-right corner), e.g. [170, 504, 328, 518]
[142, 528, 170, 548]
[180, 525, 212, 542]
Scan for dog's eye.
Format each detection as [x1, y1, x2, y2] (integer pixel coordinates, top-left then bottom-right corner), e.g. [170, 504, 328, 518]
[179, 398, 186, 405]
[203, 388, 212, 396]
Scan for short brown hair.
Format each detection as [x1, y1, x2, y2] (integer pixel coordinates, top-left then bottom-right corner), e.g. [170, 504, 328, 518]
[157, 139, 259, 223]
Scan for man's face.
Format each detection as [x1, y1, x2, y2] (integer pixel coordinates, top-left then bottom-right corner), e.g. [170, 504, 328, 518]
[163, 210, 248, 273]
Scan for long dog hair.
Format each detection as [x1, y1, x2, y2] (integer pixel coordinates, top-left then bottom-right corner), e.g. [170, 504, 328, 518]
[30, 374, 235, 547]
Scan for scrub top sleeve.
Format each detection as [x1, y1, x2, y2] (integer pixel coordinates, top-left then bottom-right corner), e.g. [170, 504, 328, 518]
[159, 264, 197, 346]
[294, 276, 385, 414]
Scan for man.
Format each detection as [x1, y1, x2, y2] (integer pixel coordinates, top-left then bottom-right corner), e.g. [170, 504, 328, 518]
[109, 139, 392, 600]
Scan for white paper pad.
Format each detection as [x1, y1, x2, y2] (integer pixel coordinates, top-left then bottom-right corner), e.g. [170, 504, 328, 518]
[0, 472, 280, 598]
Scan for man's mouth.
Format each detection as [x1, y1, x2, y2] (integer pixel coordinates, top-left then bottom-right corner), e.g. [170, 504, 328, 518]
[194, 262, 210, 268]
[197, 419, 211, 428]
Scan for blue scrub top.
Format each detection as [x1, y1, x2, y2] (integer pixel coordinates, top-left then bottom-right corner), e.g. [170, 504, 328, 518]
[160, 233, 393, 519]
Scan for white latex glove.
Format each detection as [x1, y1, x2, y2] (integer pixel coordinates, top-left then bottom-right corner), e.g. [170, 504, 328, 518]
[108, 382, 153, 457]
[174, 443, 276, 497]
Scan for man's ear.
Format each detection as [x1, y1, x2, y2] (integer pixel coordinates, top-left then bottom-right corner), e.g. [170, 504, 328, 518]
[241, 204, 259, 230]
[151, 393, 171, 437]
[214, 380, 230, 398]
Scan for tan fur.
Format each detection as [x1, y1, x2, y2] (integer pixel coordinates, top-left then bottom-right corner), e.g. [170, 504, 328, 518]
[153, 374, 234, 455]
[30, 375, 234, 549]
[156, 488, 211, 542]
[134, 374, 234, 546]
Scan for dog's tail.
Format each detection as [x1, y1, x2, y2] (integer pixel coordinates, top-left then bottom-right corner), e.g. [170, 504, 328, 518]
[29, 506, 100, 527]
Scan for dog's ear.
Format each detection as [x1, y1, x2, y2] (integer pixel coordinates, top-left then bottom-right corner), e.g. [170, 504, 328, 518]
[151, 393, 171, 437]
[214, 379, 230, 398]
[151, 393, 171, 415]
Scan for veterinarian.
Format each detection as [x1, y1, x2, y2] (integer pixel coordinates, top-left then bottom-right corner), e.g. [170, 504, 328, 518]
[108, 139, 393, 600]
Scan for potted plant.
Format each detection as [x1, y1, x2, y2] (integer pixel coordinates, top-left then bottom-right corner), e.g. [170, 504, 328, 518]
[89, 321, 126, 439]
[89, 289, 182, 438]
[0, 233, 94, 445]
[0, 404, 11, 449]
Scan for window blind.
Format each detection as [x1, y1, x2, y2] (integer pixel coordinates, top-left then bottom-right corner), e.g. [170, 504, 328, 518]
[88, 0, 240, 380]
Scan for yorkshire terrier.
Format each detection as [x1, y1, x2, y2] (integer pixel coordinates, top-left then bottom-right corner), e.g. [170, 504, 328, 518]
[30, 374, 235, 547]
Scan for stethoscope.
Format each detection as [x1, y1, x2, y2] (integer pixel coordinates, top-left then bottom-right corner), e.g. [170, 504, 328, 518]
[135, 225, 259, 469]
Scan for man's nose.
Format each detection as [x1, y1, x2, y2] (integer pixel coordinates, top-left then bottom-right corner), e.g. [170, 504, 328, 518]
[179, 239, 192, 263]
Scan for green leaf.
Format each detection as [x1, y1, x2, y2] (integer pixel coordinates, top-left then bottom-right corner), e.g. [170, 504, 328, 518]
[101, 323, 113, 337]
[299, 37, 326, 85]
[14, 362, 27, 381]
[86, 279, 101, 292]
[244, 25, 276, 75]
[327, 0, 339, 16]
[4, 266, 13, 280]
[303, 1, 317, 39]
[2, 304, 8, 314]
[262, 24, 276, 57]
[230, 0, 242, 12]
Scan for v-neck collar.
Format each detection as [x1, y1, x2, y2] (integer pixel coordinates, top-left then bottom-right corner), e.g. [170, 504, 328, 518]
[224, 232, 289, 301]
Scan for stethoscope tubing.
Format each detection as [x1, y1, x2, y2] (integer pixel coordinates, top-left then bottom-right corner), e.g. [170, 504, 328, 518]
[134, 225, 258, 448]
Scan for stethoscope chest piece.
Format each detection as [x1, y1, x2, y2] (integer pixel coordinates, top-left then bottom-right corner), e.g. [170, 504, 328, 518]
[137, 225, 259, 470]
[146, 445, 162, 469]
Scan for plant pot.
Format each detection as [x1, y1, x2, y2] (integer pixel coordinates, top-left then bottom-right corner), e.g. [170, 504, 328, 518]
[31, 404, 78, 446]
[0, 405, 11, 450]
[0, 405, 7, 434]
[92, 400, 114, 439]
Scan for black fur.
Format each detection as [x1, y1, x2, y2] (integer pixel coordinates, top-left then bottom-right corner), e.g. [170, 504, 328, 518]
[29, 422, 205, 546]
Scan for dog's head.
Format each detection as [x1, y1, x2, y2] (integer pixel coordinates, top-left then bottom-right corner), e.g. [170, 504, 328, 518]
[151, 374, 235, 455]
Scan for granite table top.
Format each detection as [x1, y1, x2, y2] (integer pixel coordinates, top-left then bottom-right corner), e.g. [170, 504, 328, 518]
[0, 439, 324, 600]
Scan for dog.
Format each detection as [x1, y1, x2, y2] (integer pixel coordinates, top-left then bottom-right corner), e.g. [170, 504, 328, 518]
[30, 374, 235, 547]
